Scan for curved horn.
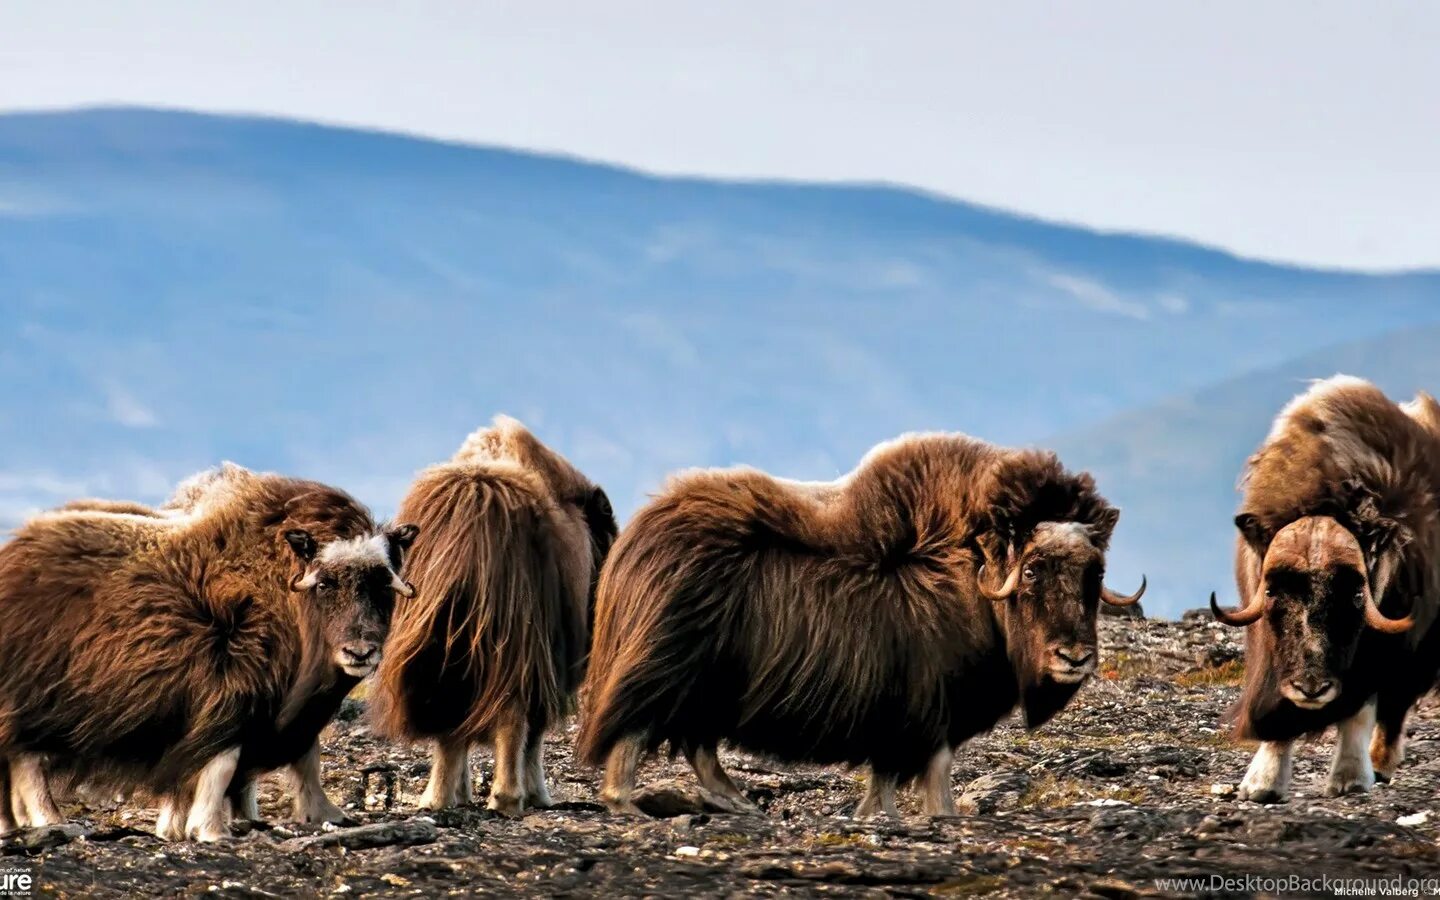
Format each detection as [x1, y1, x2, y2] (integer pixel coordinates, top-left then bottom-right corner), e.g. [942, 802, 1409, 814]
[393, 575, 417, 599]
[1362, 586, 1413, 634]
[977, 563, 1022, 601]
[1210, 588, 1265, 627]
[290, 571, 315, 592]
[1101, 575, 1146, 607]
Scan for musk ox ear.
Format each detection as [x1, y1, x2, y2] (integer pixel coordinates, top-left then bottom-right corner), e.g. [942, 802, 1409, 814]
[387, 523, 419, 554]
[284, 528, 318, 562]
[1360, 515, 1412, 561]
[584, 487, 618, 548]
[1234, 513, 1268, 551]
[1087, 506, 1120, 548]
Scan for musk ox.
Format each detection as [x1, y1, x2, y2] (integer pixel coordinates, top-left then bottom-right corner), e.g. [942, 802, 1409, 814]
[577, 432, 1143, 816]
[372, 416, 616, 813]
[0, 466, 417, 840]
[1211, 376, 1440, 803]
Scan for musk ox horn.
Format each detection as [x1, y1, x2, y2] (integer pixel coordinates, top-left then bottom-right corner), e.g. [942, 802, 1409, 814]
[1100, 575, 1146, 606]
[1362, 585, 1413, 634]
[1210, 589, 1265, 627]
[977, 563, 1022, 601]
[393, 575, 417, 599]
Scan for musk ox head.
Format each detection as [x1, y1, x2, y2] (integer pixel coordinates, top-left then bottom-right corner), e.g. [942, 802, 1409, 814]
[285, 523, 420, 678]
[1211, 506, 1413, 710]
[978, 512, 1144, 726]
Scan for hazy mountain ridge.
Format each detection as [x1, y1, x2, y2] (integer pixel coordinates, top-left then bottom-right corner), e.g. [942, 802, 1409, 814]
[3, 107, 1439, 617]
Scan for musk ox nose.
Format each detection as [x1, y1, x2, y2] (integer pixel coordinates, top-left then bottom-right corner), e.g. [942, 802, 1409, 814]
[1055, 647, 1094, 668]
[340, 643, 379, 667]
[1289, 678, 1334, 701]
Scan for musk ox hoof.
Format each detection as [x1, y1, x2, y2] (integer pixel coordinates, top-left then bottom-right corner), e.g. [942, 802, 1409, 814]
[523, 790, 554, 809]
[602, 800, 646, 817]
[486, 793, 524, 816]
[1236, 783, 1287, 804]
[1324, 770, 1374, 798]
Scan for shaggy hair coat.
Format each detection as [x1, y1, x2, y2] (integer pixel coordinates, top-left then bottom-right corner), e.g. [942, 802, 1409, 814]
[373, 416, 617, 744]
[578, 433, 1119, 783]
[0, 467, 387, 794]
[1230, 378, 1440, 741]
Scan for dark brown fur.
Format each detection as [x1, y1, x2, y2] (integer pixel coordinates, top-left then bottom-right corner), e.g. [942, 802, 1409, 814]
[0, 467, 410, 802]
[373, 416, 616, 745]
[1229, 378, 1440, 742]
[579, 433, 1123, 783]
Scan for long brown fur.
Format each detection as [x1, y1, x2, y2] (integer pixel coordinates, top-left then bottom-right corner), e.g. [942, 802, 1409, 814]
[373, 416, 617, 744]
[578, 432, 1122, 783]
[1231, 377, 1440, 741]
[0, 466, 386, 796]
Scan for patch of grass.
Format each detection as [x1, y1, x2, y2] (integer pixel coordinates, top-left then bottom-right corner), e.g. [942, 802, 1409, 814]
[1097, 651, 1160, 681]
[1173, 659, 1245, 688]
[1018, 773, 1148, 808]
[348, 680, 371, 701]
[807, 832, 876, 849]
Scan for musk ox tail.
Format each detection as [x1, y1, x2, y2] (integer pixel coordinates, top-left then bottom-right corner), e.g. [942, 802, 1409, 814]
[372, 465, 585, 743]
[576, 503, 736, 767]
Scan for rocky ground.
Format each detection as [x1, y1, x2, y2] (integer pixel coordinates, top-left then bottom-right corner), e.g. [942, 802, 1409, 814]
[5, 613, 1440, 898]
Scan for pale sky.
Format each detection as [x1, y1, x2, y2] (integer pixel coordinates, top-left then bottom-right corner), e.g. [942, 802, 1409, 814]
[3, 0, 1438, 270]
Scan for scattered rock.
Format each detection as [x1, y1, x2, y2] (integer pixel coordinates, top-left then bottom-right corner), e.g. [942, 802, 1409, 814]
[277, 819, 437, 852]
[1, 824, 86, 854]
[632, 779, 756, 817]
[957, 771, 1032, 814]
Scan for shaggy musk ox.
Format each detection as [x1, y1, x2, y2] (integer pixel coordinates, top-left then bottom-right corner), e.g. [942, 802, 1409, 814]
[0, 466, 417, 840]
[1211, 376, 1440, 803]
[372, 416, 616, 814]
[578, 432, 1143, 816]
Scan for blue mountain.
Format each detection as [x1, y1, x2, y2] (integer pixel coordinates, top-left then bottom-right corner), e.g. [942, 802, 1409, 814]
[2, 107, 1438, 616]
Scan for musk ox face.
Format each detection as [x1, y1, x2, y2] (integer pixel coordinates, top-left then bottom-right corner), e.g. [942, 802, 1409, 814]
[980, 516, 1144, 727]
[1004, 523, 1106, 685]
[1247, 517, 1381, 710]
[286, 524, 419, 678]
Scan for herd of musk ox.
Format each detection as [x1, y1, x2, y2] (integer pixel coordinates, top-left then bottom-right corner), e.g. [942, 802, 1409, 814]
[1, 374, 1438, 842]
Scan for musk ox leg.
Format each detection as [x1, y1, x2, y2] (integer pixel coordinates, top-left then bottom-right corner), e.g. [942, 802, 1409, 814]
[0, 759, 16, 836]
[599, 736, 644, 816]
[1238, 740, 1293, 804]
[487, 718, 528, 816]
[523, 728, 553, 809]
[289, 742, 352, 825]
[1370, 700, 1410, 783]
[419, 737, 472, 810]
[1325, 699, 1377, 797]
[855, 772, 899, 818]
[185, 747, 241, 842]
[230, 779, 260, 822]
[156, 786, 193, 841]
[920, 747, 957, 817]
[684, 744, 756, 814]
[9, 754, 62, 827]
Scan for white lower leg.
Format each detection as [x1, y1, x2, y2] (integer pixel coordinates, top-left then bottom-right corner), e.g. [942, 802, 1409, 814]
[10, 754, 61, 827]
[855, 770, 899, 817]
[685, 745, 753, 811]
[1239, 740, 1294, 804]
[231, 779, 260, 822]
[921, 747, 957, 816]
[599, 737, 643, 815]
[1326, 700, 1377, 797]
[0, 761, 15, 835]
[419, 737, 470, 810]
[523, 731, 553, 808]
[155, 792, 189, 841]
[185, 747, 241, 842]
[288, 742, 348, 824]
[487, 719, 528, 815]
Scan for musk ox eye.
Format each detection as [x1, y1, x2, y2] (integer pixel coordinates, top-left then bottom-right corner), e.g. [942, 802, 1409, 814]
[1022, 567, 1036, 581]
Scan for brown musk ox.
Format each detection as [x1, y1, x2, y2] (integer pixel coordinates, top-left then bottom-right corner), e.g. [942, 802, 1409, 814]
[1210, 376, 1440, 803]
[372, 416, 616, 814]
[0, 466, 417, 840]
[577, 432, 1143, 816]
